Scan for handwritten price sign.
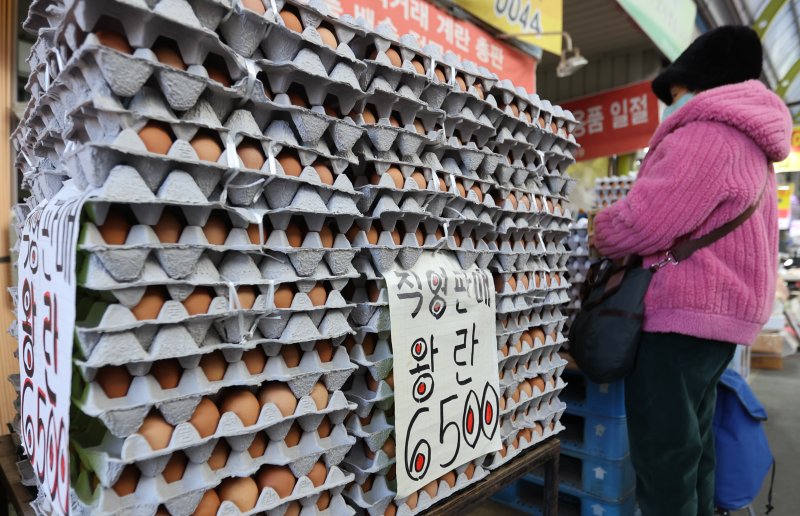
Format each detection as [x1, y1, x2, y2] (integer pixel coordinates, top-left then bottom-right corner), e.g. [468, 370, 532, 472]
[18, 184, 85, 515]
[386, 253, 500, 497]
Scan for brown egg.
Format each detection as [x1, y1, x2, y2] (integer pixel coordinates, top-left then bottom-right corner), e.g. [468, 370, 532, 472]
[412, 120, 427, 136]
[308, 284, 327, 306]
[474, 83, 485, 100]
[98, 208, 131, 245]
[410, 58, 426, 74]
[113, 465, 140, 496]
[405, 491, 419, 509]
[220, 389, 260, 426]
[153, 42, 186, 70]
[139, 413, 173, 450]
[237, 139, 266, 170]
[434, 227, 444, 241]
[382, 436, 396, 458]
[390, 228, 402, 245]
[152, 209, 183, 244]
[465, 463, 476, 479]
[284, 502, 301, 516]
[259, 382, 298, 416]
[520, 381, 533, 398]
[189, 398, 220, 438]
[366, 373, 380, 392]
[257, 465, 296, 497]
[203, 213, 229, 245]
[242, 0, 266, 14]
[385, 504, 398, 516]
[288, 91, 307, 107]
[281, 344, 302, 368]
[280, 10, 303, 32]
[524, 111, 533, 123]
[386, 167, 405, 188]
[470, 185, 483, 202]
[456, 182, 466, 197]
[511, 387, 521, 403]
[509, 103, 520, 117]
[499, 397, 506, 410]
[284, 422, 303, 447]
[361, 333, 377, 355]
[237, 286, 258, 309]
[550, 121, 558, 133]
[530, 376, 546, 393]
[95, 30, 132, 53]
[316, 490, 331, 510]
[192, 489, 221, 516]
[318, 226, 335, 248]
[163, 452, 188, 483]
[385, 48, 402, 67]
[494, 275, 506, 293]
[310, 382, 329, 409]
[362, 108, 377, 124]
[151, 359, 182, 389]
[442, 471, 457, 487]
[318, 27, 338, 49]
[277, 151, 302, 176]
[181, 287, 213, 316]
[423, 480, 438, 498]
[438, 177, 447, 192]
[364, 225, 379, 245]
[249, 432, 268, 458]
[218, 477, 259, 511]
[247, 224, 262, 245]
[316, 417, 333, 438]
[285, 223, 304, 247]
[534, 422, 544, 436]
[538, 116, 546, 128]
[139, 121, 173, 155]
[274, 284, 295, 309]
[316, 340, 334, 362]
[455, 75, 467, 91]
[131, 287, 167, 320]
[520, 331, 533, 348]
[519, 195, 531, 211]
[308, 461, 327, 486]
[190, 132, 223, 162]
[531, 327, 545, 344]
[242, 348, 267, 374]
[313, 163, 334, 185]
[206, 65, 232, 87]
[360, 475, 375, 493]
[95, 365, 132, 398]
[507, 275, 517, 292]
[435, 67, 447, 82]
[389, 116, 401, 128]
[199, 351, 228, 382]
[414, 228, 424, 246]
[208, 441, 230, 470]
[410, 171, 426, 189]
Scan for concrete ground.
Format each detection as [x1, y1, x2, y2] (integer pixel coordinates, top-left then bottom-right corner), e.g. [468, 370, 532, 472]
[471, 354, 800, 516]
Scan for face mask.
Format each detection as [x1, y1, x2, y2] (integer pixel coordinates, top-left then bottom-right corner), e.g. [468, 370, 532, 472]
[661, 92, 695, 121]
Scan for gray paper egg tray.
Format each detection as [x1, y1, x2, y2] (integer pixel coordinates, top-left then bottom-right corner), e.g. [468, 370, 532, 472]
[499, 359, 567, 401]
[499, 397, 567, 443]
[345, 332, 392, 384]
[259, 297, 355, 340]
[486, 409, 566, 471]
[346, 372, 394, 419]
[79, 387, 354, 456]
[76, 343, 356, 421]
[436, 141, 505, 179]
[254, 308, 354, 346]
[73, 459, 353, 516]
[344, 409, 393, 458]
[342, 441, 395, 485]
[259, 254, 360, 286]
[497, 335, 563, 369]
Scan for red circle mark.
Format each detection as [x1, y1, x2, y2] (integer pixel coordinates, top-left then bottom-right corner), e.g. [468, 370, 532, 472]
[467, 409, 474, 433]
[415, 453, 425, 472]
[433, 277, 439, 286]
[434, 303, 441, 311]
[415, 343, 421, 354]
[485, 403, 493, 425]
[417, 383, 425, 395]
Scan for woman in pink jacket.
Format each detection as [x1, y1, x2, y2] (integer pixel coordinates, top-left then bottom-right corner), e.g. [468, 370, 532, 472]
[593, 26, 792, 515]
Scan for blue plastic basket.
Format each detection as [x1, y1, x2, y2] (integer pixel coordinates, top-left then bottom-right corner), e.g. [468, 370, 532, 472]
[493, 477, 638, 516]
[527, 448, 636, 501]
[561, 369, 626, 418]
[560, 409, 630, 460]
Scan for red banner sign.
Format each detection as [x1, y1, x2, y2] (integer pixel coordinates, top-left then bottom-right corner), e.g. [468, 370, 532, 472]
[323, 0, 537, 91]
[562, 80, 661, 161]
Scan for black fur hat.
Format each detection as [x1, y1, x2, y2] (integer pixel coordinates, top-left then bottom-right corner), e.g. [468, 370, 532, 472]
[652, 25, 763, 105]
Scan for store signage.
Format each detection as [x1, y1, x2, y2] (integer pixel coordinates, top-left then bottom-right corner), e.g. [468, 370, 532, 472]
[616, 0, 697, 61]
[774, 126, 800, 173]
[778, 185, 794, 231]
[385, 252, 500, 497]
[323, 0, 537, 90]
[562, 80, 660, 161]
[18, 183, 85, 515]
[452, 0, 563, 55]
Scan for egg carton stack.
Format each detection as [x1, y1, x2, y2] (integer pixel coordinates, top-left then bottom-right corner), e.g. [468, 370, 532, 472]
[478, 83, 576, 470]
[594, 173, 636, 208]
[15, 0, 367, 514]
[564, 217, 590, 333]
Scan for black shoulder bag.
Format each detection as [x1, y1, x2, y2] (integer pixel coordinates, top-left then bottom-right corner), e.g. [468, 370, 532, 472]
[570, 175, 769, 384]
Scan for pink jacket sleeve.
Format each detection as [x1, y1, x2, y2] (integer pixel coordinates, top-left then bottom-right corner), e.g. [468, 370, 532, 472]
[593, 122, 733, 259]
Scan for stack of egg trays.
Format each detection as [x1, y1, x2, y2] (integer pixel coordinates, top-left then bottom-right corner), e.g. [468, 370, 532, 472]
[564, 218, 590, 333]
[594, 174, 636, 209]
[13, 0, 379, 513]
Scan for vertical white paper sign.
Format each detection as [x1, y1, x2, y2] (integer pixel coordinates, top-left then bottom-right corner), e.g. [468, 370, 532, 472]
[18, 184, 85, 515]
[385, 252, 500, 498]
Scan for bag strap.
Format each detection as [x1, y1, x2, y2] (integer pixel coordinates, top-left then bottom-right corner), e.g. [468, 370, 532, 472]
[652, 169, 770, 270]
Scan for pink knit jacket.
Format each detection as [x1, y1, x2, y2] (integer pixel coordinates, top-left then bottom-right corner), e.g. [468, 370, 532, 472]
[594, 80, 792, 345]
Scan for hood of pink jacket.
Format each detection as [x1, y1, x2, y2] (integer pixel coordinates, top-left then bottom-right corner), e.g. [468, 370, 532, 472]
[651, 80, 792, 163]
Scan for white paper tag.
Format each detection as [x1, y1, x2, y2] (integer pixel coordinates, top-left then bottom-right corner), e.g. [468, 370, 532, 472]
[385, 252, 500, 498]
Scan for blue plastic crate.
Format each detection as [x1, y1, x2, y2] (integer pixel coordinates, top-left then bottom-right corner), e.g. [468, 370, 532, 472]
[526, 448, 636, 501]
[492, 478, 637, 516]
[561, 369, 626, 417]
[560, 410, 629, 460]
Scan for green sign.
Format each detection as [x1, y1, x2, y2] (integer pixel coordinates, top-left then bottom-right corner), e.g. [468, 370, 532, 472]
[617, 0, 697, 61]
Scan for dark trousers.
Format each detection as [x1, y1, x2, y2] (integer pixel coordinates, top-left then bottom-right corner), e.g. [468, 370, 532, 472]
[625, 332, 736, 516]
